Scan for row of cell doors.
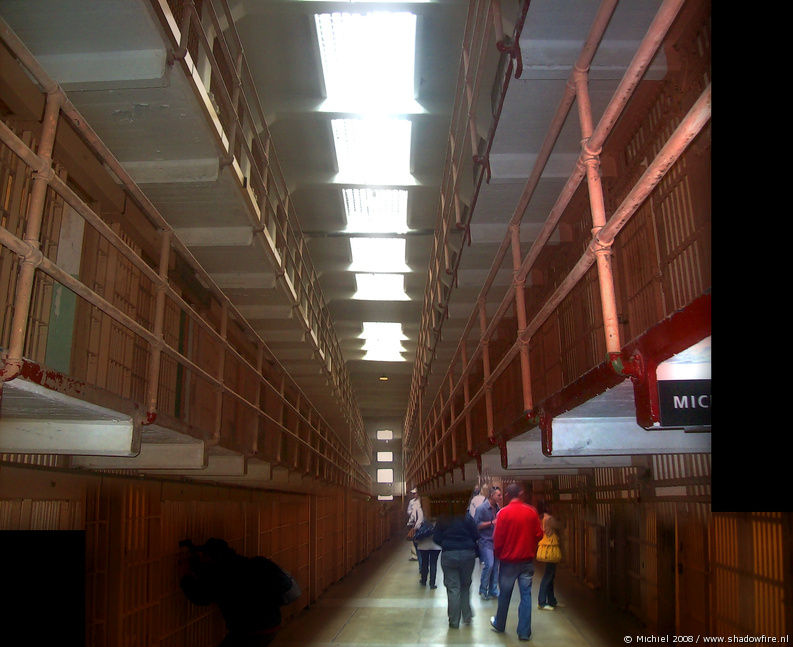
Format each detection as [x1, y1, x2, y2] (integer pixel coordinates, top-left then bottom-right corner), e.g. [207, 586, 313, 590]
[593, 506, 788, 638]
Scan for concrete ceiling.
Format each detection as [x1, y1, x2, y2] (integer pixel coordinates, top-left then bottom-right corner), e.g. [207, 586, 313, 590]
[0, 0, 704, 488]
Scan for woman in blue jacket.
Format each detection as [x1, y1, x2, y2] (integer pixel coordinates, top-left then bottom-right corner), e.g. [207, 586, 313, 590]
[433, 513, 479, 629]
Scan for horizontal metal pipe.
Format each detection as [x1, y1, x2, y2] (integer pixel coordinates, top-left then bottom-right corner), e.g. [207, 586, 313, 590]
[0, 156, 364, 486]
[0, 12, 366, 455]
[519, 83, 711, 346]
[404, 0, 619, 455]
[0, 119, 342, 441]
[407, 5, 708, 483]
[405, 0, 530, 448]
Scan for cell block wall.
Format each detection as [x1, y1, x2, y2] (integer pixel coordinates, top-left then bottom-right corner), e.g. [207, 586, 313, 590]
[0, 463, 400, 646]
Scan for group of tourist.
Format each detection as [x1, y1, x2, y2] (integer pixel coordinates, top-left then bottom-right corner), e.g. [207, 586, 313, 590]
[406, 481, 563, 641]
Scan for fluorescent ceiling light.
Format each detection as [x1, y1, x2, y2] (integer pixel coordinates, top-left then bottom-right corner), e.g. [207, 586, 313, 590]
[332, 118, 411, 182]
[376, 429, 393, 440]
[377, 495, 394, 502]
[354, 273, 409, 301]
[343, 188, 408, 233]
[315, 12, 416, 108]
[350, 237, 409, 272]
[377, 468, 394, 483]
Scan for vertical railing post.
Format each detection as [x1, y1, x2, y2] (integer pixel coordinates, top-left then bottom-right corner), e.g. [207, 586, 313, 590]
[226, 50, 244, 165]
[573, 67, 622, 356]
[253, 344, 264, 454]
[276, 374, 286, 465]
[461, 340, 474, 455]
[213, 302, 228, 444]
[510, 224, 534, 412]
[448, 370, 458, 466]
[167, 0, 194, 64]
[144, 228, 172, 424]
[478, 299, 495, 443]
[293, 393, 302, 471]
[0, 91, 62, 382]
[491, 0, 504, 43]
[441, 414, 448, 477]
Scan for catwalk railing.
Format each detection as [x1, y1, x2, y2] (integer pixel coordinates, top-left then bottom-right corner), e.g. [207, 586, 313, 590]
[0, 17, 370, 493]
[404, 0, 530, 451]
[152, 0, 368, 459]
[405, 0, 711, 487]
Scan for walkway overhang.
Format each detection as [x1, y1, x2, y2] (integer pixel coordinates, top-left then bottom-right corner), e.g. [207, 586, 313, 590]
[0, 377, 137, 455]
[523, 380, 710, 459]
[70, 425, 205, 470]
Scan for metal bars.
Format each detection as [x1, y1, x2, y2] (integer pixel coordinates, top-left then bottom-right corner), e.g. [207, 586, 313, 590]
[0, 22, 370, 491]
[154, 0, 367, 457]
[405, 0, 709, 487]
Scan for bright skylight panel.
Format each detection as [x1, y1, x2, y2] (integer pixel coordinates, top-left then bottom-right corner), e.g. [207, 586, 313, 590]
[361, 321, 408, 362]
[363, 348, 405, 362]
[362, 336, 406, 353]
[332, 118, 411, 182]
[362, 322, 405, 338]
[354, 273, 409, 301]
[350, 237, 409, 272]
[343, 188, 408, 233]
[315, 12, 416, 108]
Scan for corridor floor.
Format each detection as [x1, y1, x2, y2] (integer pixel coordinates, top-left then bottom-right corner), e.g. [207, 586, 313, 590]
[271, 537, 645, 646]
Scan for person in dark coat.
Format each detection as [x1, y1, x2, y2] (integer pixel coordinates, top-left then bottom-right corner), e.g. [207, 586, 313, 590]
[433, 513, 479, 629]
[178, 537, 295, 647]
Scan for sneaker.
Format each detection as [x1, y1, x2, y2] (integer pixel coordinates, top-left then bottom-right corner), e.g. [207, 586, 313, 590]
[479, 593, 489, 600]
[449, 623, 459, 629]
[489, 617, 504, 633]
[419, 580, 426, 586]
[430, 585, 437, 590]
[463, 617, 473, 625]
[538, 604, 554, 610]
[518, 634, 532, 641]
[551, 602, 565, 608]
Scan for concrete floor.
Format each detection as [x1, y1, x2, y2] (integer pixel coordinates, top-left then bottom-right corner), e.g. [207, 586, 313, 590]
[272, 537, 645, 646]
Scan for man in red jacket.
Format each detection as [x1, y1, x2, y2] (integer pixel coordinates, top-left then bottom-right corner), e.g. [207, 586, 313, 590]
[490, 482, 544, 641]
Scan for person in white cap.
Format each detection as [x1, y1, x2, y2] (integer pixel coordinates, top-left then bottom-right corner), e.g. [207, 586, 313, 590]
[406, 488, 422, 562]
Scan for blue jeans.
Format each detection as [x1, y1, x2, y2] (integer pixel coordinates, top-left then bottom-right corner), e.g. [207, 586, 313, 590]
[478, 541, 499, 597]
[441, 549, 476, 627]
[419, 549, 440, 586]
[493, 559, 535, 639]
[538, 561, 557, 606]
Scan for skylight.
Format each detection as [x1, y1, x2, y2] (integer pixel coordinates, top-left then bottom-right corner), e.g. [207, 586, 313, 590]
[314, 10, 417, 365]
[315, 12, 416, 109]
[331, 118, 412, 182]
[361, 321, 408, 362]
[354, 273, 409, 301]
[343, 188, 408, 233]
[350, 237, 409, 273]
